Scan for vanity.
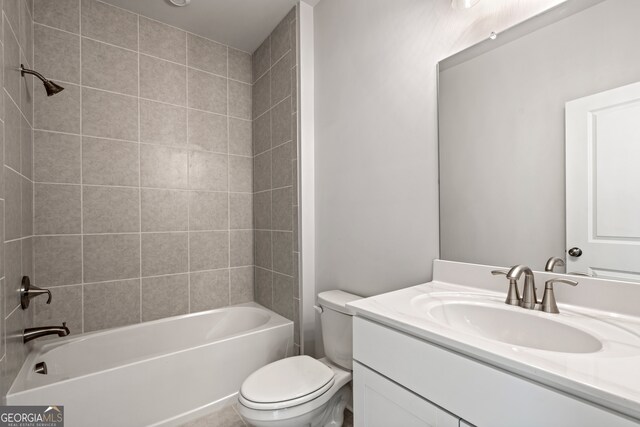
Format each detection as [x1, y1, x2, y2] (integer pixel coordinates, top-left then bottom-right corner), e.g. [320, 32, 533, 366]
[347, 260, 640, 427]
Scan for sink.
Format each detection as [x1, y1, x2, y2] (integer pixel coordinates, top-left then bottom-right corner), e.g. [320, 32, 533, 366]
[421, 297, 603, 353]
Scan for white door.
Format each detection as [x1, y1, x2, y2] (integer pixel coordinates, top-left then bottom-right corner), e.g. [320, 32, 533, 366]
[566, 81, 640, 280]
[353, 362, 459, 427]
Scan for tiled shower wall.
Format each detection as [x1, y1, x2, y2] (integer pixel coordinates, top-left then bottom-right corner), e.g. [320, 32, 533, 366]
[252, 8, 301, 352]
[1, 0, 35, 396]
[30, 0, 254, 335]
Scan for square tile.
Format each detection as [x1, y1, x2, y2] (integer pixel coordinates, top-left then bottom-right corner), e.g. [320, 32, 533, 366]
[229, 156, 252, 193]
[230, 230, 253, 267]
[229, 118, 252, 156]
[188, 68, 227, 114]
[34, 236, 82, 287]
[34, 184, 82, 234]
[140, 54, 186, 106]
[83, 186, 140, 233]
[189, 231, 228, 271]
[21, 178, 33, 237]
[141, 232, 188, 276]
[271, 53, 291, 106]
[140, 99, 187, 146]
[189, 191, 228, 231]
[271, 97, 291, 146]
[187, 33, 226, 76]
[82, 88, 137, 141]
[252, 111, 270, 155]
[139, 16, 186, 64]
[253, 151, 271, 192]
[35, 82, 80, 134]
[142, 274, 188, 321]
[34, 285, 82, 338]
[252, 37, 270, 83]
[5, 240, 22, 312]
[252, 72, 270, 119]
[33, 131, 82, 184]
[140, 144, 188, 189]
[82, 38, 137, 95]
[230, 267, 253, 305]
[273, 272, 293, 320]
[141, 189, 188, 232]
[272, 187, 292, 231]
[83, 234, 140, 282]
[228, 80, 251, 120]
[188, 151, 227, 191]
[271, 16, 291, 64]
[34, 0, 79, 33]
[5, 95, 21, 172]
[81, 0, 137, 50]
[230, 193, 252, 230]
[253, 190, 271, 230]
[228, 48, 251, 84]
[272, 231, 292, 275]
[83, 279, 140, 332]
[4, 18, 20, 104]
[254, 230, 271, 269]
[5, 168, 22, 241]
[20, 117, 33, 179]
[188, 109, 227, 153]
[34, 24, 80, 83]
[272, 142, 292, 188]
[254, 267, 272, 309]
[82, 137, 138, 186]
[189, 270, 229, 312]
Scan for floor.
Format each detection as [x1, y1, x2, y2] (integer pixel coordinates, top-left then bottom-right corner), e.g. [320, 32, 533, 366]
[180, 406, 354, 427]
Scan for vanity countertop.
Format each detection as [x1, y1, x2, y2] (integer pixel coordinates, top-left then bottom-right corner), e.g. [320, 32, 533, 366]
[347, 260, 640, 421]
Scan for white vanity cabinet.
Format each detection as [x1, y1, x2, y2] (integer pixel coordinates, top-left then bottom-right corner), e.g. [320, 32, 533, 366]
[352, 316, 637, 427]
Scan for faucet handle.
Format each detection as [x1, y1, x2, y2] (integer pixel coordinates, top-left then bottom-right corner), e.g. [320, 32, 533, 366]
[541, 278, 578, 314]
[491, 270, 520, 306]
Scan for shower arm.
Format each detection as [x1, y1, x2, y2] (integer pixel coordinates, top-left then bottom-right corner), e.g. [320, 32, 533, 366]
[20, 64, 49, 83]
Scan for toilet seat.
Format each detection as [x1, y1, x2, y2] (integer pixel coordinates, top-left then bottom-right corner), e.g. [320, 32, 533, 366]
[239, 356, 336, 410]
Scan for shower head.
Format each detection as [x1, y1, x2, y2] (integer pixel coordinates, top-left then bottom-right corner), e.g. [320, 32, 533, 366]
[20, 64, 65, 96]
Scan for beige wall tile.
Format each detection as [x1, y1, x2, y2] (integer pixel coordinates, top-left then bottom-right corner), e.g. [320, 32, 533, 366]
[81, 0, 137, 50]
[271, 97, 291, 146]
[230, 230, 253, 267]
[82, 88, 137, 141]
[22, 237, 33, 282]
[272, 141, 292, 188]
[229, 118, 252, 156]
[189, 191, 228, 231]
[273, 272, 293, 320]
[230, 267, 253, 305]
[83, 279, 140, 332]
[83, 234, 140, 282]
[34, 285, 82, 337]
[20, 52, 34, 126]
[5, 241, 22, 312]
[228, 48, 251, 84]
[188, 151, 227, 191]
[253, 151, 271, 192]
[271, 17, 291, 64]
[140, 54, 186, 106]
[272, 231, 292, 275]
[252, 111, 270, 155]
[139, 16, 186, 64]
[272, 187, 292, 231]
[254, 230, 271, 269]
[5, 168, 22, 240]
[228, 81, 251, 120]
[187, 109, 227, 153]
[83, 186, 140, 233]
[34, 236, 82, 287]
[253, 190, 271, 230]
[189, 231, 228, 271]
[34, 0, 79, 33]
[34, 24, 80, 83]
[142, 274, 188, 321]
[189, 270, 229, 312]
[141, 189, 188, 232]
[35, 82, 81, 134]
[252, 72, 270, 119]
[140, 144, 188, 189]
[230, 193, 252, 230]
[187, 68, 227, 114]
[5, 95, 21, 172]
[4, 17, 20, 104]
[21, 177, 33, 237]
[141, 232, 188, 276]
[229, 155, 252, 193]
[35, 184, 82, 234]
[82, 137, 139, 186]
[252, 38, 270, 83]
[187, 33, 226, 76]
[20, 117, 33, 179]
[140, 99, 187, 146]
[254, 267, 272, 309]
[271, 53, 291, 106]
[81, 38, 138, 95]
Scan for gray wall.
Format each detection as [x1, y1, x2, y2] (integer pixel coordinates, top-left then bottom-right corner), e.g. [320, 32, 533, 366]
[29, 0, 254, 336]
[439, 0, 640, 271]
[313, 0, 566, 300]
[1, 0, 35, 398]
[252, 7, 301, 354]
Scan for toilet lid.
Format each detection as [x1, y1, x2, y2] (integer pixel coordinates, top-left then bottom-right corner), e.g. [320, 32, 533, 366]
[239, 356, 335, 410]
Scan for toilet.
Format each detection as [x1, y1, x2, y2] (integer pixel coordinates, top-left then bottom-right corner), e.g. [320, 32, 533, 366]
[237, 290, 362, 427]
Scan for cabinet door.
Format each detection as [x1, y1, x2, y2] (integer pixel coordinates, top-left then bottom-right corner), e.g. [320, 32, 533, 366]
[353, 361, 459, 427]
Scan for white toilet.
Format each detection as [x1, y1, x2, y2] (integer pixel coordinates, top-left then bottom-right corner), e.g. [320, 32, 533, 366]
[237, 290, 362, 427]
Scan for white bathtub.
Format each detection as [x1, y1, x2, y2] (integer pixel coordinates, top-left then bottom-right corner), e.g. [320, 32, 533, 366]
[6, 303, 293, 427]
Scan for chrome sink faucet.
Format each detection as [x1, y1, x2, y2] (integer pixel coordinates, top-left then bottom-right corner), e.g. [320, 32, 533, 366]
[507, 265, 537, 309]
[24, 323, 70, 343]
[541, 278, 578, 314]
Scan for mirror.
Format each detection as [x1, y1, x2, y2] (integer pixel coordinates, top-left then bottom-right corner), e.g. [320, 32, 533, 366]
[438, 0, 640, 277]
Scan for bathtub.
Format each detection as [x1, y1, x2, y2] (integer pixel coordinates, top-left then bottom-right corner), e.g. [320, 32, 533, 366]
[6, 303, 293, 427]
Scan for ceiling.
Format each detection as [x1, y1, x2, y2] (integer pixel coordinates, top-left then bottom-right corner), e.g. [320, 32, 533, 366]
[102, 0, 298, 53]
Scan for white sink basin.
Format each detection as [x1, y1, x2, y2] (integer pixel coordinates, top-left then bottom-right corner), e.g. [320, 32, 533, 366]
[419, 297, 603, 353]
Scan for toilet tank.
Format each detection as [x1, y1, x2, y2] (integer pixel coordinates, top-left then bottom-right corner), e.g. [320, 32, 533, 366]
[317, 290, 362, 370]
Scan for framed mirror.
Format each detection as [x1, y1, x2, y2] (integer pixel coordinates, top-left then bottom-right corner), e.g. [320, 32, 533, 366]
[438, 0, 640, 278]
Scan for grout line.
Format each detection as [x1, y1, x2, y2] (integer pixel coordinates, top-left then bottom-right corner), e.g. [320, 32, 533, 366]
[79, 0, 85, 334]
[33, 181, 255, 195]
[226, 45, 232, 307]
[137, 13, 143, 324]
[186, 30, 191, 314]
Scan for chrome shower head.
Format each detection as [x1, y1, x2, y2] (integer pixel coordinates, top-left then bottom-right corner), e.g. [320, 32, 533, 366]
[20, 64, 65, 96]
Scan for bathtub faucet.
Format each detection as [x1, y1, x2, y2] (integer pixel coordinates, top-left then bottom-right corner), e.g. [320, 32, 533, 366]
[24, 322, 70, 343]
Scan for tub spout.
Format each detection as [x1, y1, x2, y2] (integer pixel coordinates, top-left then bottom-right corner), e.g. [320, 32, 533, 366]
[24, 322, 70, 343]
